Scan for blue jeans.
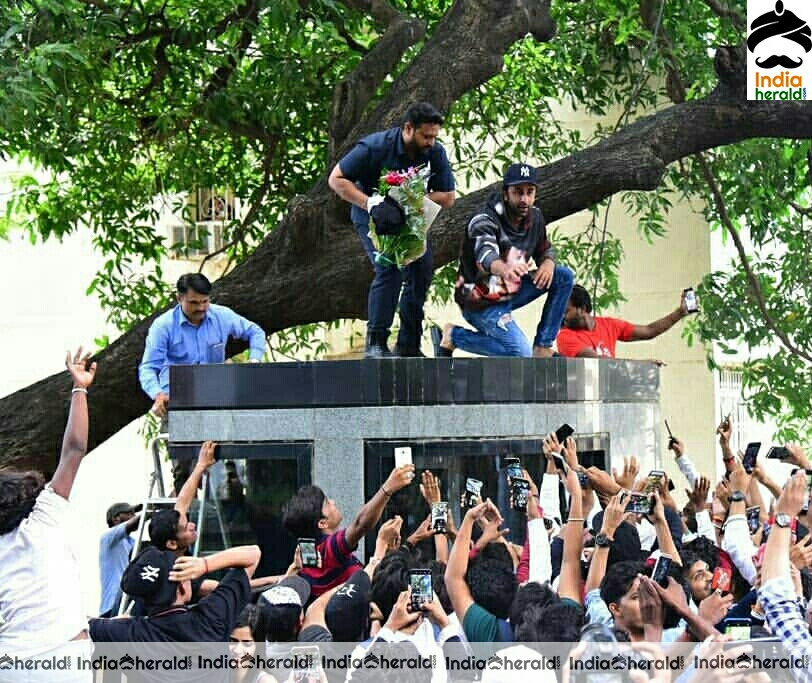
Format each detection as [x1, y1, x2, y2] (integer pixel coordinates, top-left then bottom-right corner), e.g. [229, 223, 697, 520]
[356, 223, 432, 349]
[451, 265, 574, 357]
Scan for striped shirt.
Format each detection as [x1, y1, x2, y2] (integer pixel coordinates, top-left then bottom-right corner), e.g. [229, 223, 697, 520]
[299, 529, 362, 598]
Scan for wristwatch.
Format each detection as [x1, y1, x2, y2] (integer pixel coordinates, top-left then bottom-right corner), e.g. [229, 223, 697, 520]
[595, 533, 613, 548]
[775, 513, 793, 528]
[729, 490, 746, 503]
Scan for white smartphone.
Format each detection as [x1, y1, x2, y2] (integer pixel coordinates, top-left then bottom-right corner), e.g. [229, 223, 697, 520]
[394, 446, 412, 468]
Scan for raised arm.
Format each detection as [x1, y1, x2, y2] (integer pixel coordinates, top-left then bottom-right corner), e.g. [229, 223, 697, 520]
[628, 293, 689, 341]
[558, 448, 585, 605]
[170, 544, 262, 582]
[174, 440, 217, 516]
[50, 348, 97, 500]
[345, 464, 414, 550]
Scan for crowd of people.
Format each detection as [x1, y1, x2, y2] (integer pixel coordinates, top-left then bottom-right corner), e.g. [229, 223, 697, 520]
[3, 351, 812, 683]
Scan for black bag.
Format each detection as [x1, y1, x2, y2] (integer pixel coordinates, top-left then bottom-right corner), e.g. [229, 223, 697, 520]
[370, 195, 406, 236]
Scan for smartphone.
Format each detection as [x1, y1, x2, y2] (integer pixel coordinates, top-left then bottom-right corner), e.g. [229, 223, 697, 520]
[409, 568, 433, 611]
[290, 645, 321, 683]
[766, 446, 789, 460]
[394, 446, 413, 468]
[804, 470, 812, 513]
[504, 456, 522, 480]
[665, 420, 677, 448]
[297, 538, 318, 568]
[712, 567, 732, 594]
[683, 287, 699, 313]
[625, 493, 653, 515]
[464, 478, 483, 508]
[577, 471, 590, 488]
[556, 423, 575, 444]
[431, 501, 448, 534]
[511, 478, 531, 510]
[645, 470, 666, 494]
[742, 442, 761, 474]
[651, 553, 672, 587]
[746, 507, 761, 534]
[552, 451, 569, 476]
[724, 619, 751, 641]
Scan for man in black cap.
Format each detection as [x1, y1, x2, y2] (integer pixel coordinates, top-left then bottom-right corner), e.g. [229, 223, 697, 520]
[98, 502, 143, 617]
[432, 162, 574, 358]
[88, 542, 260, 642]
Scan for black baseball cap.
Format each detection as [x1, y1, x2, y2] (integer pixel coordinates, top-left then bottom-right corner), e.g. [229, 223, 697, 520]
[503, 163, 537, 187]
[120, 546, 178, 608]
[106, 502, 134, 526]
[325, 570, 371, 642]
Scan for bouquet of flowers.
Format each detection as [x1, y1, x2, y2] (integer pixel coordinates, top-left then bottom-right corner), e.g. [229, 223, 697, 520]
[368, 164, 439, 268]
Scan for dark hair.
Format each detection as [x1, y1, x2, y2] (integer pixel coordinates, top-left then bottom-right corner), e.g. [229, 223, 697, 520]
[430, 560, 453, 614]
[370, 549, 414, 623]
[683, 536, 720, 573]
[176, 273, 212, 296]
[282, 485, 326, 539]
[600, 560, 646, 608]
[234, 604, 267, 649]
[570, 284, 592, 313]
[262, 604, 301, 642]
[510, 582, 559, 632]
[403, 102, 444, 129]
[466, 555, 517, 620]
[350, 641, 432, 683]
[0, 471, 45, 535]
[516, 601, 584, 642]
[607, 521, 643, 567]
[149, 509, 180, 550]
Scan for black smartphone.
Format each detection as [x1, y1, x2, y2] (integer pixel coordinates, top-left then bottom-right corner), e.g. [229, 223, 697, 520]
[766, 446, 790, 460]
[651, 553, 672, 587]
[683, 287, 699, 313]
[464, 477, 483, 508]
[511, 478, 531, 510]
[746, 506, 761, 534]
[431, 501, 448, 534]
[552, 451, 569, 476]
[742, 442, 761, 474]
[556, 423, 575, 444]
[297, 538, 318, 568]
[625, 493, 653, 515]
[504, 456, 522, 480]
[409, 568, 433, 611]
[577, 471, 590, 488]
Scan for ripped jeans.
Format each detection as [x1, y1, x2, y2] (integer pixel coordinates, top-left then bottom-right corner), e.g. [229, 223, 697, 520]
[451, 265, 574, 357]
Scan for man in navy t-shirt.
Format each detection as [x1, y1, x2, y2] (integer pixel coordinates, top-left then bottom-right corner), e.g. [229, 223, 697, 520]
[328, 102, 456, 358]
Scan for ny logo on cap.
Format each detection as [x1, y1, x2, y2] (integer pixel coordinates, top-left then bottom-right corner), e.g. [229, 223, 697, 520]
[520, 166, 530, 177]
[141, 565, 160, 583]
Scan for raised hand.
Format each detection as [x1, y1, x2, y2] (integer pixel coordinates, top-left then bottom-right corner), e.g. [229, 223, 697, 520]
[688, 476, 711, 509]
[197, 440, 217, 471]
[419, 470, 441, 505]
[66, 347, 97, 389]
[612, 456, 639, 491]
[385, 463, 416, 493]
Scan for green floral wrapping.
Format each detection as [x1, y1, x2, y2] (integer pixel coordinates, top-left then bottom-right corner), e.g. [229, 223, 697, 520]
[368, 166, 431, 268]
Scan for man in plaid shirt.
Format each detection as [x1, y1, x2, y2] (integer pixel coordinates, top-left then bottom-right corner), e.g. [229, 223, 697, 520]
[759, 470, 812, 683]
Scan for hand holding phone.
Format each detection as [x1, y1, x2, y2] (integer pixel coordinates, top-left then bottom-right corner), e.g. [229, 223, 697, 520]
[651, 553, 673, 587]
[766, 446, 790, 460]
[742, 442, 761, 474]
[409, 569, 433, 612]
[510, 479, 531, 511]
[431, 502, 448, 534]
[394, 447, 413, 468]
[297, 539, 319, 568]
[683, 287, 699, 314]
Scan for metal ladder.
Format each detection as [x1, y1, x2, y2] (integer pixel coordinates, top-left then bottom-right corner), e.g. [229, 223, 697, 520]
[117, 434, 231, 615]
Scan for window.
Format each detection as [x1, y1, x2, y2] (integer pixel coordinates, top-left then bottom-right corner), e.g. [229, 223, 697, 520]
[168, 188, 236, 258]
[718, 367, 750, 451]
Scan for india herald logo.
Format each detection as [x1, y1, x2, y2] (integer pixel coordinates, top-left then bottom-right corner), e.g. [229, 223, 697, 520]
[748, 0, 811, 69]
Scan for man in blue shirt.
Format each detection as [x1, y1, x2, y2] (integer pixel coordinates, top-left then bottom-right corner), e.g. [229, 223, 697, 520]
[328, 102, 456, 357]
[98, 502, 141, 617]
[139, 273, 265, 492]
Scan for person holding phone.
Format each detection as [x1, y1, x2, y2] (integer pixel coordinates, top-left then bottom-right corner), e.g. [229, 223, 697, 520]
[556, 285, 695, 359]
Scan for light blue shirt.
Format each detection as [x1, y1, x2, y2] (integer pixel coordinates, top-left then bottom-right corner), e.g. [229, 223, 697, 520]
[138, 303, 266, 398]
[98, 522, 134, 615]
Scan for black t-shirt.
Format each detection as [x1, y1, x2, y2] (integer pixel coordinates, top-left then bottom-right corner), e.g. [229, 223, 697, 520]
[90, 570, 250, 682]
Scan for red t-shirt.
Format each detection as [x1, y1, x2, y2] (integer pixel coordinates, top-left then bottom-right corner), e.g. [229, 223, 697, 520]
[298, 528, 362, 598]
[556, 317, 635, 359]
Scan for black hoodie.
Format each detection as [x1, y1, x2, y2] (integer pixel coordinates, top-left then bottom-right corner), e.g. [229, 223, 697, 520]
[455, 192, 555, 310]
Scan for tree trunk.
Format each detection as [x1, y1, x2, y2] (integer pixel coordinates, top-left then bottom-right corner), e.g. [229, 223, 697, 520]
[1, 12, 811, 473]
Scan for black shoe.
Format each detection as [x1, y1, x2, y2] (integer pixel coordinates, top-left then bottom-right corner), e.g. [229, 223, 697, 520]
[365, 331, 392, 358]
[431, 325, 453, 357]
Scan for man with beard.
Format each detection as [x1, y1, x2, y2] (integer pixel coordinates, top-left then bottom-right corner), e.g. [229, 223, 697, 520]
[432, 163, 573, 358]
[328, 102, 456, 358]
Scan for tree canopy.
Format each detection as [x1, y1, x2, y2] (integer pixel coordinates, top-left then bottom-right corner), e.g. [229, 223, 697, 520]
[1, 0, 812, 472]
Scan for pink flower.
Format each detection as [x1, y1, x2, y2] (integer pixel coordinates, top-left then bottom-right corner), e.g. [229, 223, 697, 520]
[385, 171, 404, 186]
